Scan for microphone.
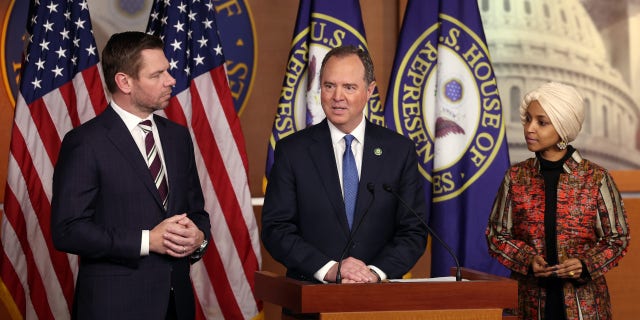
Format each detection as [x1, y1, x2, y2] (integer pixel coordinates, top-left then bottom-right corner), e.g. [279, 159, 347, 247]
[336, 182, 375, 284]
[382, 184, 462, 281]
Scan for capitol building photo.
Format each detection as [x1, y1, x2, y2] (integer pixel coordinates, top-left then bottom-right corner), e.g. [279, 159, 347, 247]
[479, 0, 640, 169]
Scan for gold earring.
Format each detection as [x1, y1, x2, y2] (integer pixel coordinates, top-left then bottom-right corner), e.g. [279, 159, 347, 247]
[557, 141, 567, 150]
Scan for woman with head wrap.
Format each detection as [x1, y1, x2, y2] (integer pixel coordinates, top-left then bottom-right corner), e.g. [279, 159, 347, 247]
[486, 82, 630, 320]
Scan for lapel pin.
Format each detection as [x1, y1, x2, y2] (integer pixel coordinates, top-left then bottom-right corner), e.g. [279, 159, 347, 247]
[374, 148, 382, 156]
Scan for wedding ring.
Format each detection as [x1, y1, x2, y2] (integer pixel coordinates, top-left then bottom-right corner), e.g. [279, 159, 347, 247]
[569, 271, 575, 277]
[182, 246, 186, 254]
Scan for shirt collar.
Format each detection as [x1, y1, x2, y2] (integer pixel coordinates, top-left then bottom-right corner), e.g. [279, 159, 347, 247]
[328, 117, 366, 145]
[111, 101, 154, 132]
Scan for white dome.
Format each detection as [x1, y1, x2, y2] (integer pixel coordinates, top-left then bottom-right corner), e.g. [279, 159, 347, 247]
[480, 0, 608, 63]
[479, 0, 640, 169]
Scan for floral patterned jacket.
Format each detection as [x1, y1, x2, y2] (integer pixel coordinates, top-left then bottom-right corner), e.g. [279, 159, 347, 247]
[486, 150, 630, 320]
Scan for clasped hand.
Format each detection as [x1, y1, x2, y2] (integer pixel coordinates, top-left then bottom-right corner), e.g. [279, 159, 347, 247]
[325, 257, 379, 283]
[532, 255, 582, 279]
[150, 213, 205, 257]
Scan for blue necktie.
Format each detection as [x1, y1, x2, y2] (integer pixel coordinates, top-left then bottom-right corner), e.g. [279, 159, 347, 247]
[342, 134, 359, 229]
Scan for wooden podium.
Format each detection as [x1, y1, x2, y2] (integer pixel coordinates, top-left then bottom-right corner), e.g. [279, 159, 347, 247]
[255, 268, 517, 320]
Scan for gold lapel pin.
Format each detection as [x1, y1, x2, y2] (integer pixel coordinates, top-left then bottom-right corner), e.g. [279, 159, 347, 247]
[374, 148, 382, 156]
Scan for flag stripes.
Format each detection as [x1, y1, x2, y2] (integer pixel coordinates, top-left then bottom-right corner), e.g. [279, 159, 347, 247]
[146, 1, 261, 317]
[0, 1, 107, 318]
[164, 69, 260, 319]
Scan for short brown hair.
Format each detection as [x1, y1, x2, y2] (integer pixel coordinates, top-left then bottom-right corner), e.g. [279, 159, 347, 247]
[101, 31, 164, 93]
[319, 45, 375, 85]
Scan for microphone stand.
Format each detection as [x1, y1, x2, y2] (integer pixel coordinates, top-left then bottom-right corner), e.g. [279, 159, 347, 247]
[383, 184, 462, 281]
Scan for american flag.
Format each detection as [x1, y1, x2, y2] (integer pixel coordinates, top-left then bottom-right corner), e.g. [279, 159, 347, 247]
[0, 0, 107, 319]
[146, 0, 261, 319]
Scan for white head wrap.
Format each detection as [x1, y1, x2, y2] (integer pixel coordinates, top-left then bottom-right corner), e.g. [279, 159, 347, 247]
[519, 82, 585, 143]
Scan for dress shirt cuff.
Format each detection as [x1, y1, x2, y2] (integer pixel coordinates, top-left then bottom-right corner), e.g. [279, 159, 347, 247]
[368, 265, 387, 281]
[314, 260, 337, 283]
[141, 230, 149, 256]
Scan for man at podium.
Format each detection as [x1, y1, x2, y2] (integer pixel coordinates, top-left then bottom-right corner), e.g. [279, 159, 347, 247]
[262, 46, 428, 285]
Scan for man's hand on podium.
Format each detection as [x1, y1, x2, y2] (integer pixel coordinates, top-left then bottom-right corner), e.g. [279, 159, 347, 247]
[325, 257, 380, 283]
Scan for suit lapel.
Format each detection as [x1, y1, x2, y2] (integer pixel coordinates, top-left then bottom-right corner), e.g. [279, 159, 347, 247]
[308, 120, 351, 235]
[353, 121, 384, 229]
[102, 106, 166, 210]
[154, 115, 177, 214]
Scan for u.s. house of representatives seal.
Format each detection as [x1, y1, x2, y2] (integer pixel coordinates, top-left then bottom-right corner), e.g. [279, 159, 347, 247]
[389, 14, 506, 202]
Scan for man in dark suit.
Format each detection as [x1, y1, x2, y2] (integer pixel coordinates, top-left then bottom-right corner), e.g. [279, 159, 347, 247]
[262, 46, 428, 285]
[51, 32, 210, 320]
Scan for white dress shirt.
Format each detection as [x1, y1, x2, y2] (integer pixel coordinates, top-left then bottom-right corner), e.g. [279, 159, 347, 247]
[111, 102, 168, 256]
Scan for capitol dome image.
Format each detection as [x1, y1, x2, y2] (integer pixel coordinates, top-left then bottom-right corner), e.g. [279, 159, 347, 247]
[479, 0, 640, 169]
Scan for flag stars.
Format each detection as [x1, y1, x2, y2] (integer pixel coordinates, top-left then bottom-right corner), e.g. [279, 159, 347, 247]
[43, 20, 54, 32]
[56, 46, 67, 58]
[60, 28, 70, 40]
[194, 54, 205, 66]
[75, 18, 86, 29]
[150, 1, 229, 83]
[51, 65, 64, 78]
[202, 18, 213, 29]
[169, 58, 179, 70]
[79, 0, 89, 11]
[197, 36, 208, 48]
[19, 0, 103, 104]
[170, 39, 182, 51]
[31, 77, 42, 90]
[205, 1, 214, 11]
[174, 20, 185, 33]
[39, 39, 50, 51]
[214, 44, 223, 55]
[35, 58, 46, 70]
[85, 44, 96, 56]
[47, 2, 59, 13]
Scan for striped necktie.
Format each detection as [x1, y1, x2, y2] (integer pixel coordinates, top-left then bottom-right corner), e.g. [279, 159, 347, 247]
[342, 134, 359, 229]
[139, 120, 169, 209]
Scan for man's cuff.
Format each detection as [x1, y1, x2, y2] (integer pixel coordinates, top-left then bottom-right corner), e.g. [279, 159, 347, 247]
[314, 261, 337, 283]
[368, 265, 387, 281]
[141, 230, 149, 256]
